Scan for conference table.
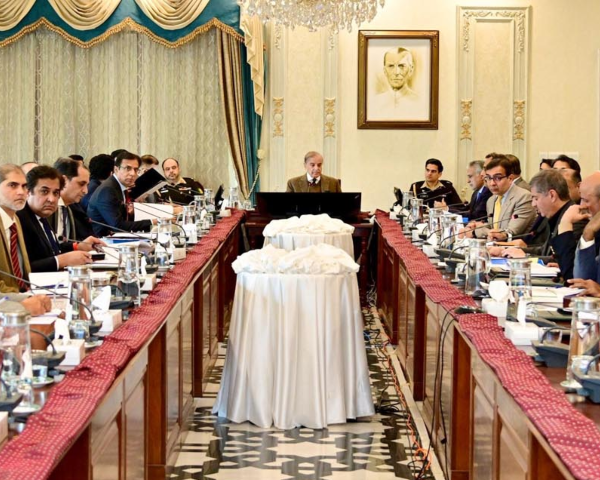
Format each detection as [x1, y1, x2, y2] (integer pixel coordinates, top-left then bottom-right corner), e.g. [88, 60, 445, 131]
[374, 210, 600, 480]
[213, 244, 374, 429]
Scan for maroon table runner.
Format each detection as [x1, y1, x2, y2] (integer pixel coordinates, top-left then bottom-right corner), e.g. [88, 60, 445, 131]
[0, 210, 244, 480]
[376, 210, 600, 480]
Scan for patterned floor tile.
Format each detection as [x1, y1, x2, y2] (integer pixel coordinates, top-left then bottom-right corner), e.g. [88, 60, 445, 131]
[170, 308, 438, 480]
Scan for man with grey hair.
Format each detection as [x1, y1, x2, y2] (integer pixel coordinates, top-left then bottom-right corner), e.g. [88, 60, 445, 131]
[463, 160, 491, 220]
[495, 169, 583, 280]
[286, 151, 342, 193]
[0, 164, 51, 315]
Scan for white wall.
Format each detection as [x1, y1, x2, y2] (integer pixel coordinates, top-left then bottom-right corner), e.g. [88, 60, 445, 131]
[262, 1, 600, 210]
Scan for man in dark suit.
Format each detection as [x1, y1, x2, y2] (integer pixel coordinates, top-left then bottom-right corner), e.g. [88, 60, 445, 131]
[18, 166, 102, 272]
[81, 153, 114, 210]
[87, 151, 157, 237]
[52, 158, 95, 240]
[455, 160, 491, 220]
[286, 151, 342, 193]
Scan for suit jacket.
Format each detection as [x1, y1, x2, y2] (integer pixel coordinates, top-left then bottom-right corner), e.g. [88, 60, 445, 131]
[573, 230, 600, 281]
[17, 203, 73, 272]
[545, 202, 586, 281]
[467, 186, 492, 221]
[513, 177, 531, 191]
[477, 184, 536, 238]
[0, 216, 31, 292]
[87, 176, 152, 237]
[48, 203, 94, 241]
[286, 174, 342, 193]
[81, 177, 103, 210]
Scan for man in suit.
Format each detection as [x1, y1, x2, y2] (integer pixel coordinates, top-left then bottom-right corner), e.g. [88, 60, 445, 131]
[158, 157, 204, 204]
[18, 166, 100, 272]
[81, 154, 113, 210]
[565, 172, 600, 286]
[468, 154, 536, 240]
[286, 151, 342, 193]
[455, 160, 491, 220]
[52, 158, 95, 240]
[409, 158, 462, 208]
[491, 169, 584, 280]
[87, 151, 157, 237]
[0, 164, 52, 314]
[506, 154, 530, 191]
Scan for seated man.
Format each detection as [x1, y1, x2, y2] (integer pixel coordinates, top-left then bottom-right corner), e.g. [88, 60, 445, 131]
[409, 158, 461, 208]
[158, 157, 204, 204]
[506, 154, 530, 191]
[570, 172, 600, 282]
[286, 151, 342, 193]
[53, 158, 95, 240]
[454, 160, 491, 221]
[17, 166, 102, 272]
[81, 153, 113, 209]
[468, 154, 536, 240]
[87, 151, 158, 237]
[490, 169, 585, 280]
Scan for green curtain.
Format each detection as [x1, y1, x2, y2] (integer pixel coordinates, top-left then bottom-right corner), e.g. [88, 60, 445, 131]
[241, 46, 262, 203]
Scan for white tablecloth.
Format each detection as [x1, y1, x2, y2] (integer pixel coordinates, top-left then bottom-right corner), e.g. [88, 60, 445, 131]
[213, 272, 374, 429]
[263, 232, 355, 258]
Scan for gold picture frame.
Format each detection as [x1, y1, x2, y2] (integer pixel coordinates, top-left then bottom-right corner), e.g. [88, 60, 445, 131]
[358, 30, 439, 129]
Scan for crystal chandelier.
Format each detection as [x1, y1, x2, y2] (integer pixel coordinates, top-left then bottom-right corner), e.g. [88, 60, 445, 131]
[239, 0, 385, 33]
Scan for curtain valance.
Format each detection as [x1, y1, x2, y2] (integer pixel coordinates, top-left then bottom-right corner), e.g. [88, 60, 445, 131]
[0, 0, 242, 47]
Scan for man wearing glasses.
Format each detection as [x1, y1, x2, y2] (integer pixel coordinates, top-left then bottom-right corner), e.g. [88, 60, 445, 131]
[467, 154, 536, 241]
[87, 151, 157, 237]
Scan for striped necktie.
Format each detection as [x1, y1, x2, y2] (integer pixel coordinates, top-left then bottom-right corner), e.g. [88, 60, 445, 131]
[9, 224, 27, 291]
[493, 195, 503, 228]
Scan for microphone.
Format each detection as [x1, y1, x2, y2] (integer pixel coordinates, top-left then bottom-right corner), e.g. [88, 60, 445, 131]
[89, 218, 155, 241]
[0, 269, 96, 324]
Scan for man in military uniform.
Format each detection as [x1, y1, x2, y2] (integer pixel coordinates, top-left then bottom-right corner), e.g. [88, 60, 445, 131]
[158, 157, 204, 204]
[409, 158, 462, 208]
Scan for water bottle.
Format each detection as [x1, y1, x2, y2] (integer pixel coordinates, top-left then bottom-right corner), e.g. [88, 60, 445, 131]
[561, 297, 600, 390]
[118, 245, 141, 306]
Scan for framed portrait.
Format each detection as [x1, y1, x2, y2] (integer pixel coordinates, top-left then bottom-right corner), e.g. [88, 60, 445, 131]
[358, 30, 439, 129]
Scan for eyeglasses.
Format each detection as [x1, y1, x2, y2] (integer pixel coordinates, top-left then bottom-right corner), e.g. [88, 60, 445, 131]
[119, 166, 139, 174]
[484, 174, 508, 183]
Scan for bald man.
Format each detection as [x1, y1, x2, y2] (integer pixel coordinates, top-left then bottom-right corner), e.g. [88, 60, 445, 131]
[564, 172, 600, 281]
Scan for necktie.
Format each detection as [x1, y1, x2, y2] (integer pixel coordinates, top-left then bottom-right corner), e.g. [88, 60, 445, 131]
[61, 205, 69, 240]
[41, 217, 60, 255]
[493, 195, 503, 228]
[124, 189, 132, 221]
[9, 224, 27, 291]
[309, 178, 317, 186]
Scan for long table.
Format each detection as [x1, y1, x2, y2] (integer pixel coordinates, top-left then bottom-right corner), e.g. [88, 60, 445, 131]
[0, 211, 242, 480]
[375, 211, 600, 480]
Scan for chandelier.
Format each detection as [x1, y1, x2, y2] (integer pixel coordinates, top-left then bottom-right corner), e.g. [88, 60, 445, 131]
[239, 0, 385, 33]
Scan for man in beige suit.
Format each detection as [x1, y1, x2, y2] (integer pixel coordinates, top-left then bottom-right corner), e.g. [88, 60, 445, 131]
[468, 155, 536, 241]
[286, 151, 342, 193]
[0, 164, 50, 315]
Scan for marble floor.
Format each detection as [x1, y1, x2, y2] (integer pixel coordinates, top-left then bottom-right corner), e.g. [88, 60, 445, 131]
[169, 307, 444, 480]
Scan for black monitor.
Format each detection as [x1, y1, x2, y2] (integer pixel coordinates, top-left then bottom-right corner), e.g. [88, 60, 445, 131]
[256, 192, 361, 220]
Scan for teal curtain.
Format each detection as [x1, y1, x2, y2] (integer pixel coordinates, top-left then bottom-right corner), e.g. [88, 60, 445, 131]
[241, 46, 262, 203]
[0, 0, 241, 44]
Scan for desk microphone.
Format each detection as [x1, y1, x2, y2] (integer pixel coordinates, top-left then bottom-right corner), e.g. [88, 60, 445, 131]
[0, 269, 96, 323]
[88, 218, 155, 242]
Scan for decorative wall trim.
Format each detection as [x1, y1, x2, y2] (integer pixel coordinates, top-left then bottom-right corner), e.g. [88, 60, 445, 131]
[324, 98, 336, 138]
[513, 100, 525, 140]
[272, 97, 284, 137]
[274, 24, 282, 50]
[457, 6, 530, 191]
[460, 99, 472, 140]
[461, 9, 526, 53]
